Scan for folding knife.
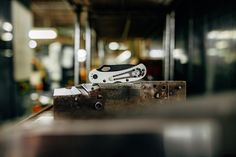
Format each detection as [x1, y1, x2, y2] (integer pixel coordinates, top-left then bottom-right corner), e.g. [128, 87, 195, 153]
[89, 63, 147, 83]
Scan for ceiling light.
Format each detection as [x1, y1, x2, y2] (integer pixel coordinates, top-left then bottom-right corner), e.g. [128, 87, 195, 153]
[28, 40, 37, 49]
[28, 28, 57, 39]
[77, 49, 87, 62]
[207, 48, 218, 56]
[164, 126, 192, 139]
[116, 50, 131, 62]
[215, 41, 229, 49]
[149, 49, 164, 58]
[2, 22, 13, 32]
[173, 49, 188, 64]
[109, 42, 119, 50]
[1, 32, 13, 41]
[207, 30, 236, 40]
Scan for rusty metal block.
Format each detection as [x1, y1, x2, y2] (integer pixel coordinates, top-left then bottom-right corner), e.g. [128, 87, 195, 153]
[53, 81, 186, 118]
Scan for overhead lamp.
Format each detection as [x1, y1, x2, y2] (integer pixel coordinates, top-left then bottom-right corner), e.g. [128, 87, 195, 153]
[207, 48, 218, 56]
[77, 49, 87, 62]
[207, 30, 236, 40]
[116, 50, 131, 62]
[173, 49, 188, 64]
[28, 28, 57, 39]
[2, 22, 13, 32]
[109, 42, 119, 50]
[164, 126, 192, 139]
[215, 41, 229, 49]
[149, 49, 164, 58]
[28, 40, 37, 49]
[1, 32, 13, 41]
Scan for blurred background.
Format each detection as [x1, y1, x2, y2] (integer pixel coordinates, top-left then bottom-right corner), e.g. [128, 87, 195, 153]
[0, 0, 236, 122]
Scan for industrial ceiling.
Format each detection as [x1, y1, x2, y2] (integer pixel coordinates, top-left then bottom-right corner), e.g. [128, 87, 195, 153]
[31, 0, 181, 39]
[31, 0, 236, 39]
[71, 0, 179, 38]
[31, 0, 75, 27]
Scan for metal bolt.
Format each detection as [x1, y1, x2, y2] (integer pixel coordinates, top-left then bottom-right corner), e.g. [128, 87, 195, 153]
[154, 92, 160, 99]
[74, 97, 80, 109]
[94, 102, 103, 111]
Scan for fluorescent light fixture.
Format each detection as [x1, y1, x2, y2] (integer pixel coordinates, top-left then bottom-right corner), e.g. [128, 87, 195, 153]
[173, 49, 188, 64]
[1, 32, 13, 41]
[164, 126, 192, 139]
[28, 40, 37, 48]
[28, 28, 57, 39]
[2, 22, 13, 32]
[77, 49, 87, 62]
[215, 41, 229, 49]
[173, 49, 184, 58]
[109, 42, 119, 50]
[116, 50, 131, 62]
[207, 30, 236, 40]
[207, 48, 218, 56]
[149, 49, 164, 58]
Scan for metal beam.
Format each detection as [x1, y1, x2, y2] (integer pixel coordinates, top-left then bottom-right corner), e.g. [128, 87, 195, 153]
[122, 18, 131, 39]
[85, 24, 91, 82]
[164, 14, 170, 80]
[164, 12, 175, 80]
[169, 12, 175, 80]
[74, 16, 80, 85]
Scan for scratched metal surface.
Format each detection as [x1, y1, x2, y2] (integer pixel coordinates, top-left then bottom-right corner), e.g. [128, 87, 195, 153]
[53, 81, 186, 119]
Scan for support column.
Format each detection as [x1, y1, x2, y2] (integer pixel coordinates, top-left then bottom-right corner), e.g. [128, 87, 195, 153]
[164, 12, 175, 80]
[164, 14, 170, 80]
[169, 12, 175, 80]
[74, 16, 80, 85]
[85, 22, 91, 82]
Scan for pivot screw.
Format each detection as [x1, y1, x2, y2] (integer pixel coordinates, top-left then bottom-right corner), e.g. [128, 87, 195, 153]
[93, 74, 98, 79]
